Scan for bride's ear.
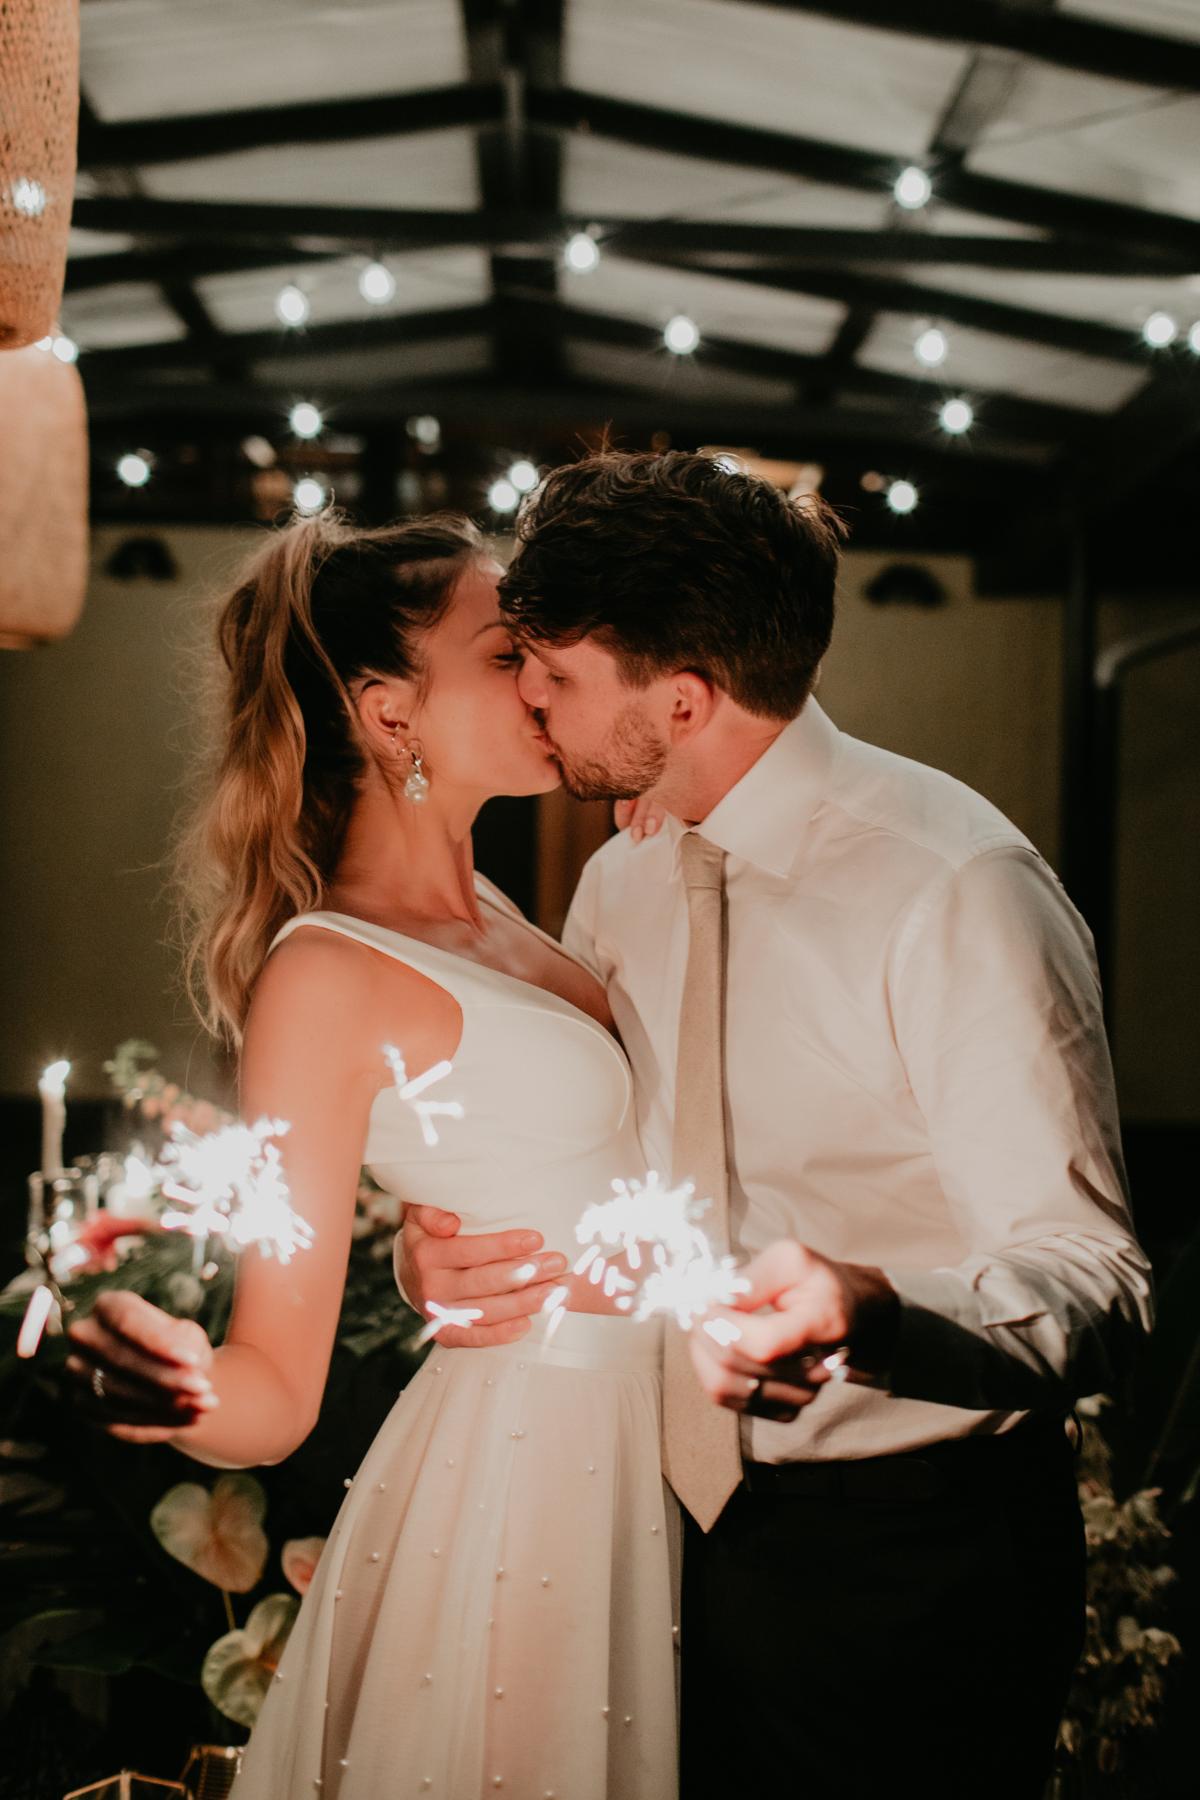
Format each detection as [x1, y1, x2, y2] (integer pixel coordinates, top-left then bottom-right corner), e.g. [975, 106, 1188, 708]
[354, 675, 415, 760]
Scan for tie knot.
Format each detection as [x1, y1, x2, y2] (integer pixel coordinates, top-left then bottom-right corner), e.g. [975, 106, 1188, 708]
[679, 831, 725, 892]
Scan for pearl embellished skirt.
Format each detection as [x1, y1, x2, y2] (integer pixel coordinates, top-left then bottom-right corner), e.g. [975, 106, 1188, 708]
[231, 1313, 680, 1800]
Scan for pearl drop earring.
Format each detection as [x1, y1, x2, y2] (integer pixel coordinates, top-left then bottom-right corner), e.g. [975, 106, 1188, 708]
[403, 738, 430, 804]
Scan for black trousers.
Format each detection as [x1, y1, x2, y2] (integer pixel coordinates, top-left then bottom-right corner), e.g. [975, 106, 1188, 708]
[679, 1413, 1087, 1800]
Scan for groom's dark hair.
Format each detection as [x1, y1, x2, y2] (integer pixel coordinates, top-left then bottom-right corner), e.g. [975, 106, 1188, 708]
[498, 450, 846, 720]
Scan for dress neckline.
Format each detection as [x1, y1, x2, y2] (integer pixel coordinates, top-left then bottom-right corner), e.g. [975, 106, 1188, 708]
[304, 878, 616, 1046]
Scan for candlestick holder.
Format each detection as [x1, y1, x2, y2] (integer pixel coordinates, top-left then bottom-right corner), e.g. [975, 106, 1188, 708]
[179, 1744, 243, 1800]
[26, 1166, 98, 1272]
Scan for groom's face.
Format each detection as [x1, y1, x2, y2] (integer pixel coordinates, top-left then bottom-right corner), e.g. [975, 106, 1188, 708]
[516, 639, 670, 801]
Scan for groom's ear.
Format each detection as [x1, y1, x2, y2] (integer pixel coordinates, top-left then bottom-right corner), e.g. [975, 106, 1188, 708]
[667, 670, 717, 741]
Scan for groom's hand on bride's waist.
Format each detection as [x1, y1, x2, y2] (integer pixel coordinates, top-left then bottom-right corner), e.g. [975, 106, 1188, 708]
[691, 1239, 901, 1422]
[398, 1205, 569, 1347]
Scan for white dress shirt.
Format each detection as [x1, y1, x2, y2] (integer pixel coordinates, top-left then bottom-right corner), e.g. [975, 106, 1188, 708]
[563, 697, 1154, 1463]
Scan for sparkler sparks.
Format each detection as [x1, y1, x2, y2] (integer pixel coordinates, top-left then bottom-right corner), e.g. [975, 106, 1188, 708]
[412, 1299, 485, 1348]
[157, 1116, 313, 1263]
[570, 1172, 750, 1330]
[383, 1046, 465, 1147]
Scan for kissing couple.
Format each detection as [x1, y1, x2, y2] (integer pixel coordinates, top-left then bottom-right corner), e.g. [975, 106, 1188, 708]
[69, 450, 1151, 1799]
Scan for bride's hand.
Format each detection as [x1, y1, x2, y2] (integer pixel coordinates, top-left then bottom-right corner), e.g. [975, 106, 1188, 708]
[613, 793, 669, 845]
[65, 1289, 218, 1443]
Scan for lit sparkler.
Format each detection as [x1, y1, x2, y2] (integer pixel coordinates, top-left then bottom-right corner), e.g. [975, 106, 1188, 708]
[383, 1046, 465, 1147]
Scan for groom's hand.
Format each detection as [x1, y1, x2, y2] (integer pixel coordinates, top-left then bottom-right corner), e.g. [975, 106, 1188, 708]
[399, 1205, 569, 1347]
[691, 1239, 900, 1422]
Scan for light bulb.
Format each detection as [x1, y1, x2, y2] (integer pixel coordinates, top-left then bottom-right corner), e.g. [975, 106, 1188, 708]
[117, 452, 152, 488]
[289, 401, 323, 440]
[914, 327, 947, 367]
[893, 166, 932, 211]
[11, 177, 46, 218]
[488, 478, 519, 514]
[359, 261, 396, 305]
[293, 477, 327, 514]
[886, 479, 918, 515]
[275, 284, 310, 328]
[564, 232, 600, 274]
[1142, 311, 1178, 348]
[1188, 321, 1200, 356]
[939, 397, 973, 435]
[51, 334, 78, 363]
[508, 460, 538, 493]
[408, 414, 441, 449]
[664, 314, 700, 355]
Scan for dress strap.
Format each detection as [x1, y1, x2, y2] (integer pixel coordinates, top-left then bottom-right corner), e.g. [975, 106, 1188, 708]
[267, 911, 471, 1009]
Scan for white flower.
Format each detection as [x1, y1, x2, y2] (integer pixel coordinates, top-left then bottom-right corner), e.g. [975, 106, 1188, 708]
[281, 1535, 326, 1596]
[150, 1473, 269, 1592]
[202, 1593, 299, 1726]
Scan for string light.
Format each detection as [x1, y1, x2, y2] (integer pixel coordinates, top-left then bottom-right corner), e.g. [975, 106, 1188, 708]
[886, 479, 919, 515]
[1188, 322, 1200, 356]
[1142, 311, 1178, 348]
[914, 327, 947, 368]
[293, 476, 328, 514]
[407, 414, 441, 451]
[289, 401, 323, 440]
[116, 452, 153, 488]
[275, 284, 310, 328]
[359, 261, 396, 305]
[488, 477, 519, 514]
[11, 177, 46, 218]
[893, 166, 932, 210]
[50, 334, 78, 363]
[564, 231, 600, 273]
[508, 460, 538, 494]
[664, 314, 700, 355]
[938, 397, 973, 435]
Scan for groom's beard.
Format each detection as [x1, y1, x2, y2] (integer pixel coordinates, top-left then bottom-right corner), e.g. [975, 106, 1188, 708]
[545, 702, 668, 802]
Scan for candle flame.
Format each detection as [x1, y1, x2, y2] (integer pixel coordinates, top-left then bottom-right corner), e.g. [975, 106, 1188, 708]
[39, 1060, 70, 1096]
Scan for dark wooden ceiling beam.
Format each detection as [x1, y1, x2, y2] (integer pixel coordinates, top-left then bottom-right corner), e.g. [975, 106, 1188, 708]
[77, 83, 505, 169]
[67, 197, 1199, 277]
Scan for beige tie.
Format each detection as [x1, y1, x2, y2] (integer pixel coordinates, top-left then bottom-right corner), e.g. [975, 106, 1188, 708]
[661, 830, 744, 1532]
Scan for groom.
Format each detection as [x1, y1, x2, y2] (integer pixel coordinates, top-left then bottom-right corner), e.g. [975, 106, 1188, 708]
[399, 450, 1153, 1798]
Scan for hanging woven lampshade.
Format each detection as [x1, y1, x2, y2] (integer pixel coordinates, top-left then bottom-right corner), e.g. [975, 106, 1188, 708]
[0, 0, 79, 347]
[0, 340, 88, 646]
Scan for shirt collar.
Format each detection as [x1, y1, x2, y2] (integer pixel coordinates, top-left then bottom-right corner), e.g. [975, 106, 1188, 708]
[665, 698, 840, 881]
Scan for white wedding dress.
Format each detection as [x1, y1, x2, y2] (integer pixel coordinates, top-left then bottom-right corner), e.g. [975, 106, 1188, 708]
[230, 882, 680, 1800]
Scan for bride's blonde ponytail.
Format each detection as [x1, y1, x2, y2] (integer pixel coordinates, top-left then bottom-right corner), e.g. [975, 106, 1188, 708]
[175, 510, 484, 1046]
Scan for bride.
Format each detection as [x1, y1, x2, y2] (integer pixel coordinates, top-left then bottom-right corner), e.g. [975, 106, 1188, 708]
[63, 511, 680, 1798]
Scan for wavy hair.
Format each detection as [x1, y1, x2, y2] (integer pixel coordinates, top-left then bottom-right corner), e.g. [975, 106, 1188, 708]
[174, 509, 485, 1046]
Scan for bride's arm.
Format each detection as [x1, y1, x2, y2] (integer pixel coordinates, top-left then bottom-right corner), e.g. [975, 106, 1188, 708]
[67, 935, 392, 1468]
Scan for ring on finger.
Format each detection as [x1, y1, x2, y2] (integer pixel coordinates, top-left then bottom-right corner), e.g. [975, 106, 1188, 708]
[91, 1366, 107, 1402]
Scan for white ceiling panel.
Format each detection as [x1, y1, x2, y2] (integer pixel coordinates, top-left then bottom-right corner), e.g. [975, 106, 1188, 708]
[965, 64, 1200, 221]
[68, 227, 138, 258]
[857, 311, 1148, 411]
[565, 0, 970, 156]
[565, 341, 797, 408]
[195, 248, 490, 334]
[253, 333, 491, 388]
[1059, 0, 1200, 42]
[140, 129, 479, 209]
[563, 254, 845, 357]
[563, 133, 889, 227]
[58, 282, 187, 350]
[879, 264, 1200, 334]
[82, 0, 467, 122]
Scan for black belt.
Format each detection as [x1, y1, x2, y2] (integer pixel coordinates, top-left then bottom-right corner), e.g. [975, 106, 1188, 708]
[739, 1411, 1078, 1503]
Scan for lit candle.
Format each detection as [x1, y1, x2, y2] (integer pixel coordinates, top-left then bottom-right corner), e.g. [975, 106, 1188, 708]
[38, 1060, 70, 1177]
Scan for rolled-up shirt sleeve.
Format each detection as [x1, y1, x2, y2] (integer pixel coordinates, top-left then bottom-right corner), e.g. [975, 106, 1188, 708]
[881, 843, 1154, 1412]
